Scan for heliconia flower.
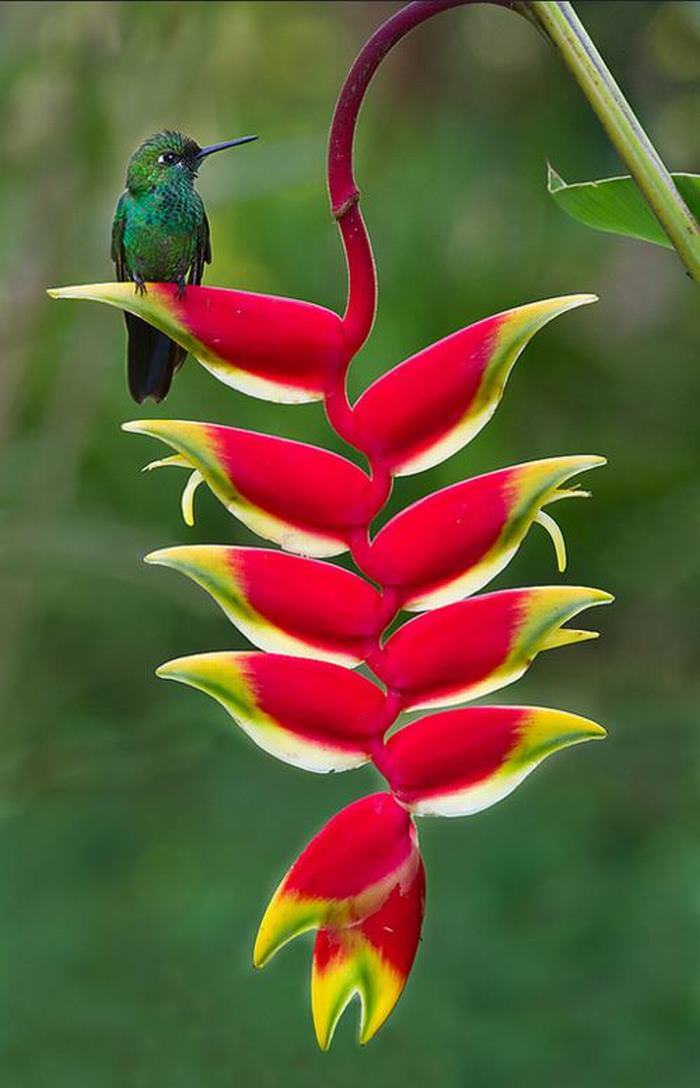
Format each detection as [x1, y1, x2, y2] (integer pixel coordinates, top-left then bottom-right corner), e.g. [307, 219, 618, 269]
[48, 0, 613, 1053]
[353, 295, 596, 476]
[122, 419, 372, 557]
[384, 705, 606, 816]
[146, 545, 383, 666]
[373, 585, 612, 711]
[156, 650, 387, 772]
[312, 857, 425, 1049]
[47, 283, 347, 403]
[367, 455, 604, 610]
[255, 793, 422, 1045]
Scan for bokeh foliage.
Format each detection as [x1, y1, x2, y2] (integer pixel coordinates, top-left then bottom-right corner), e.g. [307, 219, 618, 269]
[1, 2, 699, 1084]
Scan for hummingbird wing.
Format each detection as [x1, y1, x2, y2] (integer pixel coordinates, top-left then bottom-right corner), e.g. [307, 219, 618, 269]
[188, 204, 211, 287]
[111, 191, 184, 402]
[111, 192, 129, 281]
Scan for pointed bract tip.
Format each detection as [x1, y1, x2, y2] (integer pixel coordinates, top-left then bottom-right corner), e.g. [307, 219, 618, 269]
[46, 282, 133, 303]
[534, 706, 608, 738]
[567, 453, 607, 471]
[562, 586, 614, 608]
[535, 292, 598, 313]
[528, 454, 606, 486]
[574, 292, 598, 306]
[564, 713, 607, 741]
[154, 658, 185, 681]
[144, 547, 179, 566]
[253, 916, 283, 970]
[529, 706, 608, 750]
[252, 943, 268, 970]
[532, 585, 614, 619]
[500, 293, 598, 339]
[47, 284, 98, 300]
[121, 418, 191, 443]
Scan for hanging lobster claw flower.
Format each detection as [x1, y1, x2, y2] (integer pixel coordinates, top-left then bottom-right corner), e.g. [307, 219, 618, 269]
[123, 419, 372, 557]
[373, 585, 612, 710]
[156, 651, 387, 772]
[385, 705, 606, 816]
[353, 295, 596, 476]
[255, 793, 423, 1046]
[367, 455, 604, 609]
[312, 858, 425, 1049]
[146, 545, 383, 666]
[48, 283, 347, 403]
[49, 0, 613, 1053]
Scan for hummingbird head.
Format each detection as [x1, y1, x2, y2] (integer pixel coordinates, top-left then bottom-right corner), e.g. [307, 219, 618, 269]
[126, 130, 258, 194]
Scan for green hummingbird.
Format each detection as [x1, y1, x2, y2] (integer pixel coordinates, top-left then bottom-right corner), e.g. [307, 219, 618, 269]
[111, 130, 257, 403]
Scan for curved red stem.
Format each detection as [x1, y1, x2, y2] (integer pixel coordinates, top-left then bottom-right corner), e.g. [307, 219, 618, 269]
[328, 0, 512, 357]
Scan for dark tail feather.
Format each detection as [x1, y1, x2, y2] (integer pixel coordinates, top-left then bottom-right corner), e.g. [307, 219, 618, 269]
[125, 312, 187, 403]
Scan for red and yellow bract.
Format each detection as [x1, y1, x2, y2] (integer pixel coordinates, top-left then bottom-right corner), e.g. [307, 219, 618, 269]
[49, 0, 610, 1051]
[157, 651, 388, 773]
[145, 545, 383, 665]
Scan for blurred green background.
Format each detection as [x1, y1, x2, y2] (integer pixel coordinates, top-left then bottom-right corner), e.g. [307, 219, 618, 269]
[1, 2, 699, 1084]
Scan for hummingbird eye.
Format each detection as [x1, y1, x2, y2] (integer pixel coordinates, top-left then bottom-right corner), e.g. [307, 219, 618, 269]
[158, 151, 179, 166]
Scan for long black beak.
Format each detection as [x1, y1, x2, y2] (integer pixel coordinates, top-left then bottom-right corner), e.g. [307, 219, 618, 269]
[195, 135, 258, 161]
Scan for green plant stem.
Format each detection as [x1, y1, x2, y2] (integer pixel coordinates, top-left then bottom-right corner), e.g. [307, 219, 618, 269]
[523, 0, 700, 281]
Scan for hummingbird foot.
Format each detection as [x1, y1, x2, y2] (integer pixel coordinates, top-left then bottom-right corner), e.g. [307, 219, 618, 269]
[133, 274, 147, 296]
[176, 278, 187, 300]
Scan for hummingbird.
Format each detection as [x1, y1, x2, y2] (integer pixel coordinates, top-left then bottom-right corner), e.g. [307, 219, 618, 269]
[111, 130, 257, 403]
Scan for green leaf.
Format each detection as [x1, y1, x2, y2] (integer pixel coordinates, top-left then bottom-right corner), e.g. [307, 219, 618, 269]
[547, 166, 700, 250]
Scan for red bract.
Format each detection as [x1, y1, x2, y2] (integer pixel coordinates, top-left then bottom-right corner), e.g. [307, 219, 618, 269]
[123, 419, 373, 556]
[145, 546, 383, 665]
[385, 706, 606, 816]
[156, 651, 388, 772]
[254, 793, 418, 964]
[373, 586, 612, 710]
[352, 295, 596, 476]
[366, 456, 604, 608]
[47, 282, 345, 403]
[49, 0, 610, 1051]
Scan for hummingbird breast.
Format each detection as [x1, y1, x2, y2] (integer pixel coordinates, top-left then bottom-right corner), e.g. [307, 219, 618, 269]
[123, 183, 203, 283]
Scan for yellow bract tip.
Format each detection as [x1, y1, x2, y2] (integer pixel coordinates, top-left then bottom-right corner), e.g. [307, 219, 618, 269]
[532, 292, 598, 312]
[47, 282, 141, 304]
[593, 589, 615, 605]
[144, 547, 180, 566]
